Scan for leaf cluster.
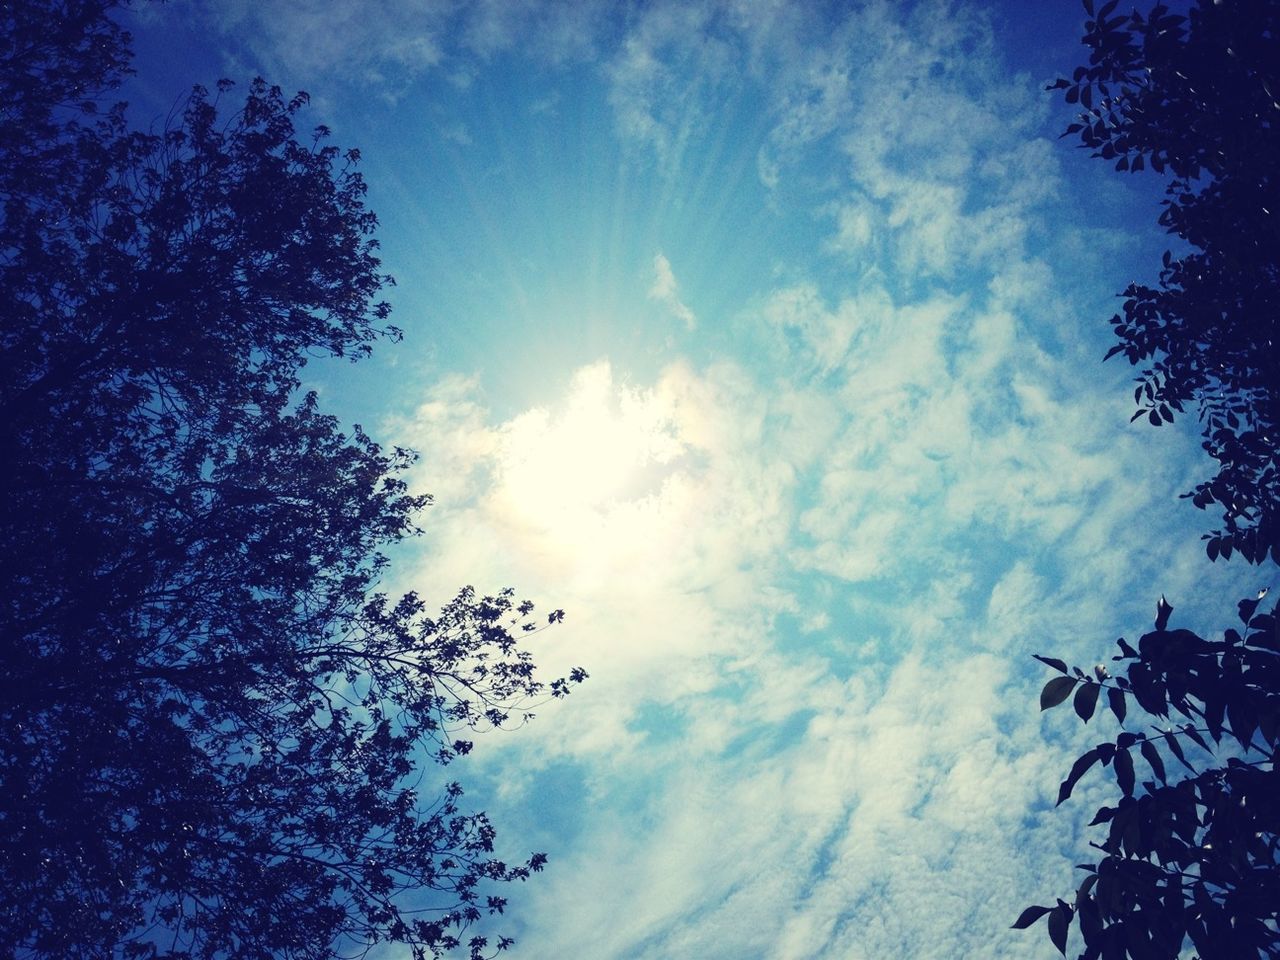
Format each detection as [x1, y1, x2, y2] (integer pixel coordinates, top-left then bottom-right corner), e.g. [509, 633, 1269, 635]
[1049, 0, 1280, 564]
[1021, 596, 1279, 959]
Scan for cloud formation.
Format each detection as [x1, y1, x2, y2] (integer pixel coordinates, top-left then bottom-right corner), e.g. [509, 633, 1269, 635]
[370, 4, 1256, 957]
[649, 253, 698, 330]
[149, 1, 1266, 958]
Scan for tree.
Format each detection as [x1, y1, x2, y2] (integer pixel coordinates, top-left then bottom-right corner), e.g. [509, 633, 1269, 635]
[1019, 596, 1279, 959]
[1050, 0, 1279, 564]
[1020, 1, 1280, 956]
[0, 3, 584, 958]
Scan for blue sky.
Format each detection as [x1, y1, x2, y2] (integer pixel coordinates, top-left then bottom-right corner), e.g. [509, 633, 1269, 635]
[124, 1, 1259, 957]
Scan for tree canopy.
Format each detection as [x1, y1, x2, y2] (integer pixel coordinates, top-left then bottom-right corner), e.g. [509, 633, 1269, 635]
[1022, 596, 1278, 959]
[1051, 0, 1279, 565]
[1022, 1, 1280, 957]
[0, 3, 583, 957]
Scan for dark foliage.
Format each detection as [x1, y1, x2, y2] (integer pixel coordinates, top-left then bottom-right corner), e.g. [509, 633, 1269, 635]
[1022, 596, 1279, 960]
[1024, 1, 1280, 956]
[1050, 0, 1280, 564]
[0, 3, 584, 958]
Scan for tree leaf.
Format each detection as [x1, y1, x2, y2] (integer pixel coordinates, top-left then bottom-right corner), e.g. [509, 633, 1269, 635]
[1155, 595, 1173, 631]
[1163, 731, 1194, 773]
[1058, 748, 1101, 806]
[1114, 747, 1135, 796]
[1139, 739, 1166, 783]
[1108, 687, 1127, 724]
[1034, 655, 1070, 674]
[1047, 903, 1072, 956]
[1181, 724, 1209, 752]
[1074, 682, 1100, 722]
[1041, 676, 1079, 711]
[1011, 904, 1053, 929]
[1203, 695, 1225, 742]
[1226, 698, 1257, 750]
[1088, 805, 1115, 826]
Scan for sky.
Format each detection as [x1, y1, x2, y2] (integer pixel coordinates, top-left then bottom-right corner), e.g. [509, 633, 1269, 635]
[121, 1, 1260, 957]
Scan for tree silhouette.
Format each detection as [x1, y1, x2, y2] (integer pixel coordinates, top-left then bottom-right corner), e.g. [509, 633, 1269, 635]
[0, 3, 584, 958]
[1020, 596, 1278, 959]
[1051, 0, 1279, 565]
[1020, 1, 1279, 957]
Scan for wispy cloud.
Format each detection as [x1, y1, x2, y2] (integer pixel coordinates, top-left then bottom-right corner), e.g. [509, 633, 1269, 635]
[649, 253, 698, 330]
[196, 0, 452, 94]
[189, 0, 611, 98]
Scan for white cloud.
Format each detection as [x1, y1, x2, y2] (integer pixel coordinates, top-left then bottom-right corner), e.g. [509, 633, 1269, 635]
[461, 0, 609, 64]
[187, 0, 613, 97]
[648, 252, 698, 330]
[388, 359, 804, 762]
[195, 0, 452, 93]
[601, 1, 755, 170]
[440, 122, 473, 146]
[825, 193, 877, 257]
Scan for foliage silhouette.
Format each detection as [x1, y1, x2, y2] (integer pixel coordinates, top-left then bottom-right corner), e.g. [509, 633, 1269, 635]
[1022, 0, 1280, 956]
[1021, 596, 1279, 959]
[1050, 0, 1279, 564]
[0, 3, 584, 958]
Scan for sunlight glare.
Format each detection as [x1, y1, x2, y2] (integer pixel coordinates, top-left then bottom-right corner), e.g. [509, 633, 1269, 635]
[497, 362, 685, 527]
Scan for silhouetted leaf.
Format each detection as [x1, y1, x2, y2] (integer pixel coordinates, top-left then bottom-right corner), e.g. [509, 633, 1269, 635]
[1227, 699, 1257, 750]
[1012, 905, 1053, 929]
[1074, 682, 1100, 722]
[1180, 724, 1208, 752]
[1059, 748, 1101, 806]
[1108, 688, 1127, 724]
[1155, 596, 1172, 631]
[1163, 731, 1193, 773]
[1114, 748, 1134, 796]
[1139, 739, 1165, 782]
[1042, 677, 1079, 711]
[1048, 902, 1072, 956]
[1203, 695, 1225, 742]
[1247, 613, 1278, 649]
[1035, 655, 1070, 674]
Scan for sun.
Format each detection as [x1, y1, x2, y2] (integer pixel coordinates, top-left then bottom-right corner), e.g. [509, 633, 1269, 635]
[498, 362, 684, 518]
